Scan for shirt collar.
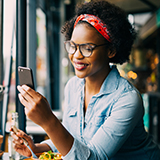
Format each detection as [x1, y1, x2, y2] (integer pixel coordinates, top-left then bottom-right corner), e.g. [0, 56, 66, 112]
[77, 65, 120, 95]
[98, 65, 120, 95]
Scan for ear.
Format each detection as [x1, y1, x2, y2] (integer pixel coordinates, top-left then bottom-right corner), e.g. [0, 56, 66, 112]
[108, 50, 116, 58]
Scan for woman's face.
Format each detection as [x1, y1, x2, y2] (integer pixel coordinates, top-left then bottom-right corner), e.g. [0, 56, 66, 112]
[69, 23, 110, 80]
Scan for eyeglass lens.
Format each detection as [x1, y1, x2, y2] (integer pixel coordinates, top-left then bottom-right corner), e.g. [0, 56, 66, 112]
[65, 41, 76, 54]
[65, 41, 93, 57]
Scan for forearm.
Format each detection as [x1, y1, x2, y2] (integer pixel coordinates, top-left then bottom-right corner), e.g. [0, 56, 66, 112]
[42, 113, 74, 156]
[34, 143, 51, 153]
[17, 85, 73, 156]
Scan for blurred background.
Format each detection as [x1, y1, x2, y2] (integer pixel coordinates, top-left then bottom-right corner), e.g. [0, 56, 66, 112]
[0, 0, 160, 152]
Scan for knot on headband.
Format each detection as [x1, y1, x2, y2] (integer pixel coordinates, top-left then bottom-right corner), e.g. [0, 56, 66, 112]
[74, 14, 111, 42]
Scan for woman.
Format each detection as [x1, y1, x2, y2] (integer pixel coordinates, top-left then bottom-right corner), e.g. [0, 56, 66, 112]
[13, 1, 160, 159]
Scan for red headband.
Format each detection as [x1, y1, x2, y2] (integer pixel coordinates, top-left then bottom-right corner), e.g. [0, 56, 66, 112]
[74, 14, 111, 42]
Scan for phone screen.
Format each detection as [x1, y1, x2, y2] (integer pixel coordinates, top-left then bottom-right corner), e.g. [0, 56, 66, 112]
[18, 66, 35, 90]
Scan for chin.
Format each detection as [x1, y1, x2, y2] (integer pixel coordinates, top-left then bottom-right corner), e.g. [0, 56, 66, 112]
[76, 74, 86, 79]
[75, 72, 87, 79]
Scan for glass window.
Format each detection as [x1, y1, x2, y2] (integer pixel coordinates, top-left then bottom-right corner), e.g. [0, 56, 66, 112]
[36, 8, 47, 97]
[3, 0, 16, 130]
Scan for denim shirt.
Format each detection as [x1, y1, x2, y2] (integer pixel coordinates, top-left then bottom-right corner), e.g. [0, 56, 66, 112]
[42, 65, 160, 160]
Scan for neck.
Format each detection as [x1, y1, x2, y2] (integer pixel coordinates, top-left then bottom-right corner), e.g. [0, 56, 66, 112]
[84, 67, 111, 113]
[85, 66, 111, 95]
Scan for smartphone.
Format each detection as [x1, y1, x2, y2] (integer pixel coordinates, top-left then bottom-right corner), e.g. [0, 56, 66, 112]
[18, 66, 35, 90]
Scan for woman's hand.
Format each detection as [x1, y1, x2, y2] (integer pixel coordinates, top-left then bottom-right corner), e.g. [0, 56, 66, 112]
[17, 85, 53, 128]
[17, 85, 74, 156]
[11, 128, 36, 157]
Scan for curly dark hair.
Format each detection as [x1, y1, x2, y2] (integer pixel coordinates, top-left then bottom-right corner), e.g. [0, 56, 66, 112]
[61, 0, 136, 64]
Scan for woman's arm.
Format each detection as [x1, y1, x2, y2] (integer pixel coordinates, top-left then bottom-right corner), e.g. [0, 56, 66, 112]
[17, 83, 143, 159]
[17, 85, 74, 157]
[34, 143, 51, 153]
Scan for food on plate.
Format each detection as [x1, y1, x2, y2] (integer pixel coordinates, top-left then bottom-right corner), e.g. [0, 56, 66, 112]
[38, 150, 62, 160]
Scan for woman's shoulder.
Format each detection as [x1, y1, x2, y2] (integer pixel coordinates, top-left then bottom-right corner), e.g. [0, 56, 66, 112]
[108, 65, 141, 97]
[119, 76, 140, 94]
[115, 76, 143, 112]
[117, 76, 141, 99]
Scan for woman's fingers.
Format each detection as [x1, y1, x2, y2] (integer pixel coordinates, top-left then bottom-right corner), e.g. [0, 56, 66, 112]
[13, 140, 32, 157]
[18, 85, 36, 99]
[17, 85, 42, 107]
[17, 130, 32, 142]
[18, 93, 29, 109]
[17, 85, 37, 111]
[17, 85, 32, 100]
[11, 132, 19, 141]
[10, 128, 33, 157]
[11, 128, 31, 144]
[17, 84, 53, 127]
[13, 139, 24, 147]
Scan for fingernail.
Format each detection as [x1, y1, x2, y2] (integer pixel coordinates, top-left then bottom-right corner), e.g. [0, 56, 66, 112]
[17, 85, 21, 89]
[22, 85, 28, 90]
[20, 139, 24, 144]
[12, 134, 19, 140]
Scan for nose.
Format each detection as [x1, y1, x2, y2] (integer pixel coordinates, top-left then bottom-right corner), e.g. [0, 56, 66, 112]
[74, 46, 84, 58]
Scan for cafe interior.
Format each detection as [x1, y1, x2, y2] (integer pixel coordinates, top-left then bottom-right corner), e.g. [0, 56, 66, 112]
[0, 0, 160, 157]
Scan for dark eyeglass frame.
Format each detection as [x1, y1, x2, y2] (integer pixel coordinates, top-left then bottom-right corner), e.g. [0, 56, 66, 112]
[64, 40, 108, 57]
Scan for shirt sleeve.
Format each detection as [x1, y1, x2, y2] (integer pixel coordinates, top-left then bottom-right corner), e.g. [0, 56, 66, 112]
[40, 139, 59, 153]
[96, 89, 144, 158]
[62, 88, 144, 159]
[41, 78, 144, 159]
[62, 139, 95, 160]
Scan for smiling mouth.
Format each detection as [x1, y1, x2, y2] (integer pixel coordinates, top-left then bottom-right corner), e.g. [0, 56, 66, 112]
[74, 62, 88, 70]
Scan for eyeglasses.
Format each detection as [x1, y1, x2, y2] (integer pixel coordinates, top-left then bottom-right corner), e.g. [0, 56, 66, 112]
[64, 40, 108, 57]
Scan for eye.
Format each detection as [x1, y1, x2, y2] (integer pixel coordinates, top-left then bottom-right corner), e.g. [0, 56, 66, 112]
[83, 44, 92, 51]
[70, 42, 75, 48]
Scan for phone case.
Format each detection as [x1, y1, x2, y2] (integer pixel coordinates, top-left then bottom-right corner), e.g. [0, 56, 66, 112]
[18, 66, 35, 89]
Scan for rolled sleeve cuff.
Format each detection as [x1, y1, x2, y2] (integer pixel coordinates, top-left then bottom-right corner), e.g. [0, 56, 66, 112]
[62, 139, 91, 160]
[40, 139, 58, 153]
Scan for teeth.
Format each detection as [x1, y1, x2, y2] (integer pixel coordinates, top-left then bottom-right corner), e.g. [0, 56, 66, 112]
[76, 64, 87, 67]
